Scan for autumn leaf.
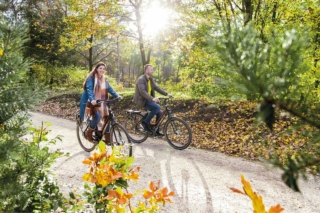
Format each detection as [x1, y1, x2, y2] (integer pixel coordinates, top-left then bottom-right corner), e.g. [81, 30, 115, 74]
[232, 175, 284, 213]
[82, 159, 92, 165]
[230, 187, 245, 195]
[143, 181, 160, 199]
[268, 204, 284, 213]
[82, 173, 92, 181]
[241, 175, 266, 213]
[106, 189, 133, 205]
[158, 187, 175, 204]
[124, 167, 140, 182]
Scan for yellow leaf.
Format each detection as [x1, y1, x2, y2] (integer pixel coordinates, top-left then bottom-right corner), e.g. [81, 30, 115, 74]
[241, 175, 266, 213]
[98, 140, 106, 152]
[82, 173, 92, 181]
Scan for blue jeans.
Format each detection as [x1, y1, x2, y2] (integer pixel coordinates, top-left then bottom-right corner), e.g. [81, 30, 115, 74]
[90, 110, 101, 129]
[143, 100, 162, 124]
[89, 111, 110, 132]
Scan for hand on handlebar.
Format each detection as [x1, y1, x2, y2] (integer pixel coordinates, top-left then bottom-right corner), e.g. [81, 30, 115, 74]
[117, 95, 123, 100]
[91, 100, 97, 105]
[152, 97, 160, 103]
[168, 93, 173, 98]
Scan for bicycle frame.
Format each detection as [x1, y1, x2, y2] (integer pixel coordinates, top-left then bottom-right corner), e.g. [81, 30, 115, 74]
[143, 98, 173, 133]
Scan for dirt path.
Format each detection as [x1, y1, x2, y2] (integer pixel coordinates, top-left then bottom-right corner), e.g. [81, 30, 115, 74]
[30, 112, 320, 213]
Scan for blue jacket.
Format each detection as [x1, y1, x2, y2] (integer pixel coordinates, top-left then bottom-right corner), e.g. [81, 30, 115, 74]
[79, 76, 119, 119]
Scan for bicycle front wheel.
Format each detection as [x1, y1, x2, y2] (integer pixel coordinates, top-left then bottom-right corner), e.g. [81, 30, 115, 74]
[164, 117, 192, 150]
[124, 113, 148, 143]
[76, 116, 97, 152]
[110, 123, 132, 157]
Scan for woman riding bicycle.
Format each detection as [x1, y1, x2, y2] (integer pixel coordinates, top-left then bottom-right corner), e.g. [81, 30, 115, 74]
[79, 62, 122, 142]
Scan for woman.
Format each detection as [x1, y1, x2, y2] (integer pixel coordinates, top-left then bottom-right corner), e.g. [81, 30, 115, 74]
[79, 62, 121, 142]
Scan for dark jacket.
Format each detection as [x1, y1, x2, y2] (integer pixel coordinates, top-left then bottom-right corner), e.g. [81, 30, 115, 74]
[133, 75, 168, 107]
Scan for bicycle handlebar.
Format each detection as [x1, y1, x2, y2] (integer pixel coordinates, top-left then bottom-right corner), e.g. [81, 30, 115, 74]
[158, 96, 173, 104]
[96, 96, 121, 105]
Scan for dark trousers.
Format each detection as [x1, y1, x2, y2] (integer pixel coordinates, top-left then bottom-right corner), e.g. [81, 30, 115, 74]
[143, 100, 162, 124]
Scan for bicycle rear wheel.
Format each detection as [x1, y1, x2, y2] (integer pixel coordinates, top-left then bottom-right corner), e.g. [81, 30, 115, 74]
[110, 123, 132, 157]
[164, 117, 192, 150]
[76, 116, 97, 152]
[124, 113, 148, 143]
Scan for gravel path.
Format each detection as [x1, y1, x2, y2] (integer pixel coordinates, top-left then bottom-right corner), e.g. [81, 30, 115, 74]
[30, 112, 320, 213]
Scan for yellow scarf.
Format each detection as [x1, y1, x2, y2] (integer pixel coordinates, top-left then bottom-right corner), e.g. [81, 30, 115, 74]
[148, 79, 152, 95]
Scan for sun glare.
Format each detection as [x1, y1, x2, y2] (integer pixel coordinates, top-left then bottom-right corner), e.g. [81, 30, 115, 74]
[142, 2, 171, 37]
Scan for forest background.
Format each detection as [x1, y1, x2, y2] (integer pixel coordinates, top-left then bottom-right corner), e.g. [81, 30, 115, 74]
[1, 0, 320, 211]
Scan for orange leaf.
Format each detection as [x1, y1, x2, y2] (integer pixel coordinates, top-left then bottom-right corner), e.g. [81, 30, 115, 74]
[230, 187, 245, 195]
[149, 181, 160, 192]
[82, 159, 92, 165]
[268, 204, 284, 213]
[143, 190, 153, 199]
[106, 189, 120, 200]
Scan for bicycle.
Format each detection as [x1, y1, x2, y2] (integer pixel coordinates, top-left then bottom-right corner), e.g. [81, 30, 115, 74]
[124, 97, 192, 150]
[76, 97, 132, 156]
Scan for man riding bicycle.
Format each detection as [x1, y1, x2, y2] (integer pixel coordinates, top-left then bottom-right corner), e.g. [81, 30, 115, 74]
[133, 64, 172, 136]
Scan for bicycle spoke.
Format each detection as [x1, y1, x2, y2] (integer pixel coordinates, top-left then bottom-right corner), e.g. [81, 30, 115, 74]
[76, 116, 97, 152]
[111, 123, 132, 156]
[125, 113, 148, 143]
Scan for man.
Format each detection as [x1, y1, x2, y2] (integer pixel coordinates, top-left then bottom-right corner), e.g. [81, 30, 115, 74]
[133, 64, 172, 136]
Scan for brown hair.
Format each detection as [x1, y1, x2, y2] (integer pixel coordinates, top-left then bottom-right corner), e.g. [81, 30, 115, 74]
[144, 64, 152, 72]
[82, 62, 106, 90]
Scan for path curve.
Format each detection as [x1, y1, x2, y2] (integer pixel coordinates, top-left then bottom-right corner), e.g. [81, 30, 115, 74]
[30, 112, 320, 213]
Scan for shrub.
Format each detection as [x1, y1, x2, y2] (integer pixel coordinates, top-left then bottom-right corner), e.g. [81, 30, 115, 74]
[68, 142, 175, 212]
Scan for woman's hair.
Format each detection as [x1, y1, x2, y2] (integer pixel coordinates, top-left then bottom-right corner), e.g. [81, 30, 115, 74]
[82, 62, 106, 90]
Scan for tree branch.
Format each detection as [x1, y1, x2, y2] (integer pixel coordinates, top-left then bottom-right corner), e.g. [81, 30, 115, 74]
[95, 51, 114, 63]
[232, 0, 243, 12]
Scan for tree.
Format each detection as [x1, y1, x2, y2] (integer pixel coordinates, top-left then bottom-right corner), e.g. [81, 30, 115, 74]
[60, 0, 123, 71]
[215, 22, 319, 192]
[25, 0, 73, 65]
[128, 0, 152, 69]
[0, 17, 65, 212]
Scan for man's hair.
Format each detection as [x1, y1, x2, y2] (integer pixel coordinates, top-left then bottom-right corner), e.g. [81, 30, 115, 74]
[144, 64, 152, 72]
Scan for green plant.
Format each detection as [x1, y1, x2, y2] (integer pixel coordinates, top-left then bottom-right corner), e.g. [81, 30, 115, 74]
[69, 142, 174, 212]
[31, 63, 88, 90]
[0, 121, 67, 212]
[214, 22, 320, 191]
[0, 16, 67, 212]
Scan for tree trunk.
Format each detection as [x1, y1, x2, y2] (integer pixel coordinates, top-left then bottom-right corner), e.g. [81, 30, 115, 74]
[88, 34, 94, 71]
[243, 0, 253, 25]
[116, 36, 121, 83]
[130, 0, 152, 74]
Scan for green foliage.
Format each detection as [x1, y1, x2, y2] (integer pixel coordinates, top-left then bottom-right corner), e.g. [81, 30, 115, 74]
[0, 122, 66, 212]
[0, 17, 66, 212]
[31, 64, 88, 90]
[215, 22, 320, 192]
[213, 22, 309, 103]
[0, 18, 46, 124]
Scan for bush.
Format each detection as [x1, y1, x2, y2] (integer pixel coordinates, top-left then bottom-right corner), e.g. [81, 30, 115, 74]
[68, 142, 175, 212]
[31, 63, 88, 90]
[0, 121, 66, 212]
